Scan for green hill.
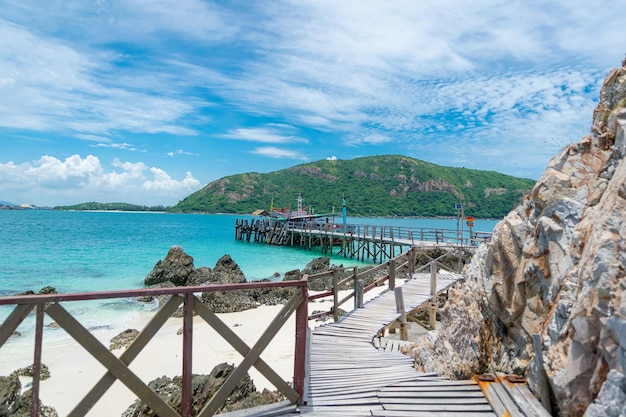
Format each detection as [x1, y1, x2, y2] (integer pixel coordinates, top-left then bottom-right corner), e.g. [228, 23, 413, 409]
[54, 202, 169, 212]
[171, 155, 535, 218]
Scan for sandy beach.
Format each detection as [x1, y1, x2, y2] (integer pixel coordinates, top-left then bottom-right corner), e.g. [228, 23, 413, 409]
[2, 286, 394, 416]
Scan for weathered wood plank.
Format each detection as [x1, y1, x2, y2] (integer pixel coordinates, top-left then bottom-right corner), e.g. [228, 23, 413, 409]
[382, 403, 494, 412]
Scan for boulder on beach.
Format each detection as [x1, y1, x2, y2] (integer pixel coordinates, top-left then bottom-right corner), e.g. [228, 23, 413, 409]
[110, 329, 140, 351]
[144, 246, 196, 287]
[0, 373, 58, 417]
[144, 248, 248, 288]
[121, 363, 283, 416]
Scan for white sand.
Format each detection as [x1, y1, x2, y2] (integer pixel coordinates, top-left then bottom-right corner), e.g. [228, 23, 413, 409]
[1, 286, 391, 416]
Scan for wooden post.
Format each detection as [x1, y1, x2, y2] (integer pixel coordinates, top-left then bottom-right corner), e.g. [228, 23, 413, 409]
[353, 268, 363, 309]
[388, 258, 396, 290]
[394, 287, 408, 341]
[294, 281, 308, 404]
[429, 260, 437, 329]
[181, 293, 194, 417]
[332, 268, 339, 322]
[31, 303, 44, 417]
[532, 334, 553, 414]
[407, 247, 415, 278]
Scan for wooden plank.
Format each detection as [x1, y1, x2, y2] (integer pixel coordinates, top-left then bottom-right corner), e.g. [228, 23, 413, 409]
[498, 376, 552, 417]
[382, 403, 494, 412]
[216, 400, 297, 417]
[512, 383, 552, 417]
[490, 381, 525, 417]
[379, 397, 489, 405]
[373, 411, 496, 417]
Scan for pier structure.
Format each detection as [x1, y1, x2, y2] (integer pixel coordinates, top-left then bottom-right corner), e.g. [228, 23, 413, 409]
[235, 218, 492, 264]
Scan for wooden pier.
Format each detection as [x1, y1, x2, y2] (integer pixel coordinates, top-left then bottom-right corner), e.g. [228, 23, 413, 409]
[235, 218, 490, 264]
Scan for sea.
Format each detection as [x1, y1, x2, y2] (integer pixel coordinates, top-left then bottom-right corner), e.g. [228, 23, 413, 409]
[0, 210, 499, 372]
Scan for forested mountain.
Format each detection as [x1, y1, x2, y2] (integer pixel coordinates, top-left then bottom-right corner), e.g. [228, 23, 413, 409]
[171, 155, 535, 218]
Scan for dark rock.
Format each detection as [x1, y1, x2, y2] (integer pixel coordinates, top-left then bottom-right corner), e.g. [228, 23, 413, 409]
[282, 269, 301, 281]
[220, 388, 286, 414]
[303, 257, 330, 275]
[212, 255, 246, 284]
[38, 286, 57, 295]
[13, 363, 51, 380]
[0, 373, 57, 416]
[304, 257, 332, 291]
[110, 329, 140, 351]
[144, 246, 195, 287]
[186, 266, 213, 287]
[200, 291, 257, 313]
[121, 363, 281, 417]
[137, 281, 176, 304]
[11, 390, 58, 417]
[0, 373, 21, 415]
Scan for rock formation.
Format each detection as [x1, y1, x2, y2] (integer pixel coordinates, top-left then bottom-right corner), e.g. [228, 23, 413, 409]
[121, 363, 284, 416]
[0, 373, 57, 416]
[109, 329, 140, 351]
[410, 58, 626, 417]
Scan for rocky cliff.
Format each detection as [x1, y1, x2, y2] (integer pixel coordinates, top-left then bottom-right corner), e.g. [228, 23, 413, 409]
[410, 58, 626, 417]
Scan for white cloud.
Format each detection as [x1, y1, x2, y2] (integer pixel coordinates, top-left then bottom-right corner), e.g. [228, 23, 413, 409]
[167, 149, 199, 157]
[251, 147, 308, 160]
[325, 156, 337, 161]
[0, 18, 204, 137]
[143, 168, 200, 191]
[0, 155, 201, 206]
[221, 127, 308, 144]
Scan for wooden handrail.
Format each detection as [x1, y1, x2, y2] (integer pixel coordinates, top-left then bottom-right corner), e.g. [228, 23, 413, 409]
[305, 248, 416, 321]
[0, 279, 309, 417]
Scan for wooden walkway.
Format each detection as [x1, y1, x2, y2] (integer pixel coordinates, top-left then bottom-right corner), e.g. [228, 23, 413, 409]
[297, 272, 497, 417]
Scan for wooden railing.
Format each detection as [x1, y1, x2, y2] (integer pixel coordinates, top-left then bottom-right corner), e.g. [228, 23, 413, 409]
[0, 280, 309, 417]
[306, 248, 418, 321]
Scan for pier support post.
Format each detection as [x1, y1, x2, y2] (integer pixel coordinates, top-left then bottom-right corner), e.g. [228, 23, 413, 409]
[429, 261, 438, 330]
[388, 258, 396, 290]
[294, 280, 308, 403]
[394, 287, 408, 341]
[353, 267, 363, 309]
[332, 269, 339, 322]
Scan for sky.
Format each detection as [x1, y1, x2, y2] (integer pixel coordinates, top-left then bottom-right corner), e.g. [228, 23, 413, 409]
[1, 1, 625, 207]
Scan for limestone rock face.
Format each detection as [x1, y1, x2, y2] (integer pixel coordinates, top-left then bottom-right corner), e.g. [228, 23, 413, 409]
[410, 59, 626, 417]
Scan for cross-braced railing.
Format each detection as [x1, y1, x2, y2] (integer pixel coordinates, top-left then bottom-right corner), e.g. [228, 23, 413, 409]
[0, 280, 309, 417]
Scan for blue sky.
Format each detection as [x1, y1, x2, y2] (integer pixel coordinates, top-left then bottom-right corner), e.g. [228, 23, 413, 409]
[1, 1, 625, 207]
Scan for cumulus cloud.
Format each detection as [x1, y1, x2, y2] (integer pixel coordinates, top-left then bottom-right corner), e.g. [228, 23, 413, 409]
[0, 154, 201, 206]
[143, 168, 200, 191]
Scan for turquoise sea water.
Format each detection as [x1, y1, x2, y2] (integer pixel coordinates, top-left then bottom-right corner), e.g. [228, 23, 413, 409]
[0, 210, 499, 352]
